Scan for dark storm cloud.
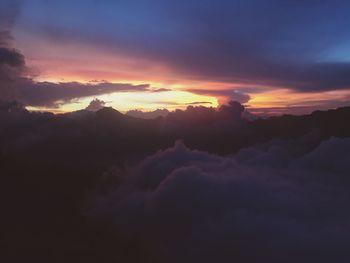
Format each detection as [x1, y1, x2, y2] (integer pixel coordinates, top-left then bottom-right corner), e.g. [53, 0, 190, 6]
[88, 138, 350, 263]
[21, 0, 350, 92]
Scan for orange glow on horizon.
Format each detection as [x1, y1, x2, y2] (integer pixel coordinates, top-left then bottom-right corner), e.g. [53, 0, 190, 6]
[249, 89, 350, 108]
[16, 30, 350, 115]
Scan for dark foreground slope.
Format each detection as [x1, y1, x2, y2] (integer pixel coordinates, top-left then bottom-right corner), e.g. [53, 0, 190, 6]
[1, 101, 350, 262]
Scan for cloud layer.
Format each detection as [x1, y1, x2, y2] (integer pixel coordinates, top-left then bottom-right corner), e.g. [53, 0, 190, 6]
[1, 0, 349, 111]
[0, 27, 154, 108]
[15, 0, 350, 93]
[187, 89, 251, 105]
[89, 138, 350, 263]
[16, 80, 150, 108]
[1, 99, 350, 262]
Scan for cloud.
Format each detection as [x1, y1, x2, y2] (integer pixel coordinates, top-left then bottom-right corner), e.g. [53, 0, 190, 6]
[85, 98, 106, 112]
[188, 89, 251, 104]
[3, 0, 350, 113]
[0, 0, 20, 30]
[15, 80, 150, 108]
[249, 100, 350, 116]
[1, 95, 350, 261]
[88, 138, 350, 262]
[0, 32, 169, 109]
[126, 108, 169, 119]
[0, 45, 159, 108]
[164, 101, 245, 130]
[0, 0, 25, 98]
[0, 31, 13, 46]
[19, 0, 350, 93]
[187, 101, 212, 105]
[0, 31, 26, 100]
[150, 88, 172, 92]
[0, 46, 25, 69]
[0, 6, 160, 109]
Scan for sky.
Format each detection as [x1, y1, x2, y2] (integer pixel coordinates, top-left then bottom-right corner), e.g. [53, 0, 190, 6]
[3, 2, 350, 260]
[2, 0, 350, 113]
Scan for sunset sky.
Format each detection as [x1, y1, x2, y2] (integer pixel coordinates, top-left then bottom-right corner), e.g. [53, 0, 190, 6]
[3, 2, 350, 261]
[3, 0, 350, 113]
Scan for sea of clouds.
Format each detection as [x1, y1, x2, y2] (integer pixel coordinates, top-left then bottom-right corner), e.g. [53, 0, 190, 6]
[88, 138, 350, 263]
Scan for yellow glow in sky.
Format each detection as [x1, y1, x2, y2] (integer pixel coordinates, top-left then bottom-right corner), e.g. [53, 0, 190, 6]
[249, 89, 350, 109]
[17, 30, 350, 115]
[28, 90, 219, 113]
